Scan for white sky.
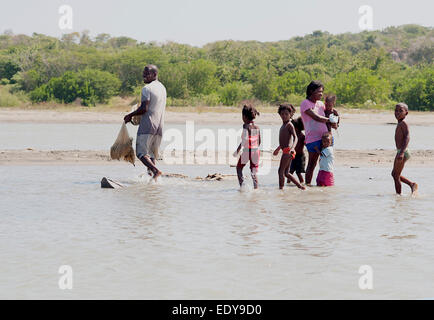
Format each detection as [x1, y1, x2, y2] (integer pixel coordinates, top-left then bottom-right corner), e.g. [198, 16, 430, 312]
[1, 0, 432, 46]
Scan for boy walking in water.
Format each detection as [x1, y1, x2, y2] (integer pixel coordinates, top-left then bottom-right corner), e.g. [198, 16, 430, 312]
[273, 104, 306, 190]
[392, 103, 418, 195]
[234, 104, 261, 189]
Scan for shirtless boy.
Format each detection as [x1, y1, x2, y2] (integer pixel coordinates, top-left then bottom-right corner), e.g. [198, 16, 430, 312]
[392, 103, 418, 195]
[273, 104, 306, 190]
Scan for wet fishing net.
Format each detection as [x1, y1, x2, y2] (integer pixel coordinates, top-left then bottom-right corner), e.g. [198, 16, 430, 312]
[110, 122, 135, 166]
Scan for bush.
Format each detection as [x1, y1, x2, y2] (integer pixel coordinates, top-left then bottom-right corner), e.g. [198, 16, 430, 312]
[186, 59, 218, 95]
[159, 63, 189, 99]
[0, 86, 23, 107]
[392, 67, 434, 110]
[327, 68, 392, 104]
[218, 82, 253, 106]
[30, 69, 121, 106]
[273, 70, 311, 101]
[0, 58, 20, 80]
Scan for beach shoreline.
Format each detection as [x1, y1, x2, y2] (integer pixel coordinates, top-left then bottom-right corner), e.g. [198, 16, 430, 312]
[1, 109, 433, 167]
[1, 108, 434, 126]
[1, 149, 433, 167]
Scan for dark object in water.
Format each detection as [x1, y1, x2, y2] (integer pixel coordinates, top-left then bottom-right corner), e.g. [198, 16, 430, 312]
[101, 177, 125, 189]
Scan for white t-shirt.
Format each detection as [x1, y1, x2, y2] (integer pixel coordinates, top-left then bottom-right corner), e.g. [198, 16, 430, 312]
[319, 146, 334, 172]
[138, 80, 167, 136]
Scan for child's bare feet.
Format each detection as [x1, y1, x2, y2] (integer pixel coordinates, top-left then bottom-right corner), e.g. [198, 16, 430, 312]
[411, 183, 418, 195]
[298, 185, 306, 190]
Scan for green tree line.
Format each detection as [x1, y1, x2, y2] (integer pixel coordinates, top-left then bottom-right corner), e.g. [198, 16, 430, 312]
[0, 25, 432, 110]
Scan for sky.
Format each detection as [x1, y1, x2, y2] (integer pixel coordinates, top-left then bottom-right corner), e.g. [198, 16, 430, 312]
[1, 0, 433, 46]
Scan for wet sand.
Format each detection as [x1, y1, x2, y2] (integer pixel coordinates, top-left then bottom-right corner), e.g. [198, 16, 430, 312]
[1, 149, 433, 167]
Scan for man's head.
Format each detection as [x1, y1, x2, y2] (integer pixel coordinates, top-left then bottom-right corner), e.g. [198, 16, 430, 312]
[395, 102, 408, 121]
[322, 132, 333, 148]
[278, 103, 295, 122]
[143, 65, 158, 84]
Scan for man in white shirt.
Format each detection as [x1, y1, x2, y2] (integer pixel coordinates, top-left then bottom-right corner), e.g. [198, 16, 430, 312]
[124, 65, 167, 180]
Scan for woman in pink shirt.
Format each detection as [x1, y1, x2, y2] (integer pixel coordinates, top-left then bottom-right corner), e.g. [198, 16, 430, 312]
[300, 81, 336, 185]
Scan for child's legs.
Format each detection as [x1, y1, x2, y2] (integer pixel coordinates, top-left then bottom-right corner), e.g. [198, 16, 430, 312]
[392, 157, 407, 194]
[285, 166, 304, 188]
[287, 170, 294, 184]
[288, 161, 296, 184]
[394, 157, 414, 187]
[249, 150, 260, 189]
[297, 172, 304, 184]
[250, 166, 259, 189]
[278, 155, 291, 189]
[236, 157, 246, 186]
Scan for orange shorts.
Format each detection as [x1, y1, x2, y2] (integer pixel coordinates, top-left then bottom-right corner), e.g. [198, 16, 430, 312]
[282, 147, 296, 159]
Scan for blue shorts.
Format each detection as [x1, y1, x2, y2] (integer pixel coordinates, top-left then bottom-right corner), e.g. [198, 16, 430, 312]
[306, 137, 335, 153]
[306, 140, 322, 153]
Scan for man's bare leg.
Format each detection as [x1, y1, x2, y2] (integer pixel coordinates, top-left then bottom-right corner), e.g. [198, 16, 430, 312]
[147, 158, 156, 176]
[140, 155, 162, 180]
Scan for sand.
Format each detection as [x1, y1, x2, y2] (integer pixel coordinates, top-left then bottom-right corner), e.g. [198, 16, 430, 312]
[1, 108, 434, 126]
[1, 149, 433, 167]
[1, 109, 433, 167]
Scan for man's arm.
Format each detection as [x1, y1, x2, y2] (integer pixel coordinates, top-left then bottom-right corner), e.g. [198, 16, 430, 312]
[124, 100, 149, 123]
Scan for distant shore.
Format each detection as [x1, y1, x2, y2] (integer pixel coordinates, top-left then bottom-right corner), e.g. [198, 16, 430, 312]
[1, 108, 434, 126]
[1, 108, 433, 167]
[1, 149, 433, 167]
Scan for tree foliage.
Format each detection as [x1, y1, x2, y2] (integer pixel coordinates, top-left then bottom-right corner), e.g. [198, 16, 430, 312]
[0, 25, 432, 109]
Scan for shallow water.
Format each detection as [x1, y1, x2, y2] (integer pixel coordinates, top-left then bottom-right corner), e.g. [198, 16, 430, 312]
[1, 122, 433, 151]
[1, 164, 433, 299]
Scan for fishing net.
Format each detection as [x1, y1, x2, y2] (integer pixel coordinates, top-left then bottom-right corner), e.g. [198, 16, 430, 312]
[110, 122, 135, 166]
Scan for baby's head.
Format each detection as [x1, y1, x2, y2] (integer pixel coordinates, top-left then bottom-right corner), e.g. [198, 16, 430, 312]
[292, 117, 304, 132]
[322, 132, 333, 149]
[242, 104, 260, 123]
[278, 103, 295, 122]
[394, 102, 408, 121]
[325, 94, 336, 110]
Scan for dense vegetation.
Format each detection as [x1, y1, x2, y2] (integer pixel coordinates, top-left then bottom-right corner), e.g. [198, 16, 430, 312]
[0, 25, 433, 110]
